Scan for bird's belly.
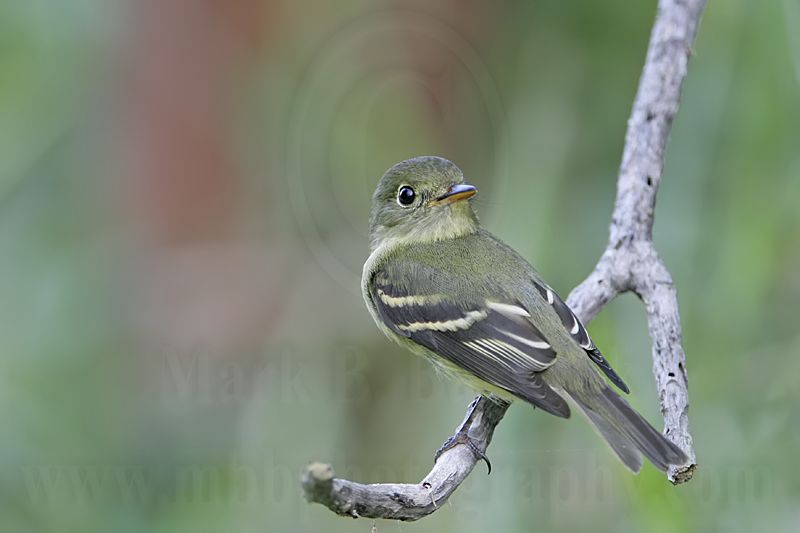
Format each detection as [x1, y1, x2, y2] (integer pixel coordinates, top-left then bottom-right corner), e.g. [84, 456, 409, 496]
[364, 286, 517, 403]
[410, 342, 518, 403]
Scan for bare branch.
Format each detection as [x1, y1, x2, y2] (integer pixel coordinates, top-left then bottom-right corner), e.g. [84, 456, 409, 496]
[567, 0, 706, 482]
[303, 0, 705, 519]
[302, 397, 509, 520]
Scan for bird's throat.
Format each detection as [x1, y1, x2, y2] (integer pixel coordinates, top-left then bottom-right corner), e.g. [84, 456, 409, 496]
[371, 206, 478, 251]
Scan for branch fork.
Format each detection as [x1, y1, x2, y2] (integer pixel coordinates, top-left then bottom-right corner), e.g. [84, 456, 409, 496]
[304, 0, 706, 520]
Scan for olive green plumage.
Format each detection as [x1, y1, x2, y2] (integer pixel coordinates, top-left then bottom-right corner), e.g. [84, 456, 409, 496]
[362, 156, 687, 473]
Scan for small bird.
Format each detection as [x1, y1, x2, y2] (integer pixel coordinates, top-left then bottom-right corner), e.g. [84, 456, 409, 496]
[362, 156, 687, 473]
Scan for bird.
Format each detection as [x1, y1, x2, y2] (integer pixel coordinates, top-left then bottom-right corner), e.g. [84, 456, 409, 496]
[361, 155, 687, 473]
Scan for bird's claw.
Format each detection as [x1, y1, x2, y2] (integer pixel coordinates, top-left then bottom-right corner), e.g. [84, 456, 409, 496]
[434, 431, 492, 475]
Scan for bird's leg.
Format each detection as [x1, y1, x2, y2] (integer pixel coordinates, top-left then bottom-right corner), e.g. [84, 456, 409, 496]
[433, 396, 493, 474]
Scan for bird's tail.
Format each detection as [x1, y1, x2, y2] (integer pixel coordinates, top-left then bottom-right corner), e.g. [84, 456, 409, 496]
[566, 386, 687, 473]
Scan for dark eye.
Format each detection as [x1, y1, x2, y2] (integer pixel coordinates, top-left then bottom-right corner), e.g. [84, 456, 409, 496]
[397, 185, 416, 206]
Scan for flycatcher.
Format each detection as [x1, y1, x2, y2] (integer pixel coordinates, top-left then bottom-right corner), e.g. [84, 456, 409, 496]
[362, 156, 687, 473]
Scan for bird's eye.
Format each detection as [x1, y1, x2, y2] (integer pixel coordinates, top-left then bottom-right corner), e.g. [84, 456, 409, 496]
[397, 185, 416, 207]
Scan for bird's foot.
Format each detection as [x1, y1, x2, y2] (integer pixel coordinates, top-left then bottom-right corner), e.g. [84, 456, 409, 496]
[434, 430, 492, 475]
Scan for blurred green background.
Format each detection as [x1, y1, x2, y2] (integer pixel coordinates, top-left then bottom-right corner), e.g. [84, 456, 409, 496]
[1, 0, 799, 532]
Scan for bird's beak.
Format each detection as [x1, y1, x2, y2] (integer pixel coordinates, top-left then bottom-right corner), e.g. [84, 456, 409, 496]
[430, 183, 477, 206]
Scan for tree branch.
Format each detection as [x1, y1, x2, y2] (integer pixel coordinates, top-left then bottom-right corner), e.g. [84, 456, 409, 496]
[303, 0, 705, 520]
[566, 0, 705, 482]
[302, 397, 509, 520]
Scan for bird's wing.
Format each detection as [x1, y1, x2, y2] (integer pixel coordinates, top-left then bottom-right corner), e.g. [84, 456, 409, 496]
[530, 279, 630, 393]
[370, 264, 570, 418]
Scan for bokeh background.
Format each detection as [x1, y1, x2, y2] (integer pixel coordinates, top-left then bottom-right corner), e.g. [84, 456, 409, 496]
[1, 0, 799, 531]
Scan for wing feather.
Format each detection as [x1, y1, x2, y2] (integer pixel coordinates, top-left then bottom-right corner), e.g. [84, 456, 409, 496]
[370, 268, 570, 418]
[532, 281, 630, 393]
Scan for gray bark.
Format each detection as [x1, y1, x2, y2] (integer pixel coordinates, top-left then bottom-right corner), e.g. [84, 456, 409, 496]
[303, 0, 705, 519]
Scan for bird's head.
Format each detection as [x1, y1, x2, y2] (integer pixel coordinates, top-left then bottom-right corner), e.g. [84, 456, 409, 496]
[368, 156, 479, 251]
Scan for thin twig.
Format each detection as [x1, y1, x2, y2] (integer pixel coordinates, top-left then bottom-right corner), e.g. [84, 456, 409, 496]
[303, 0, 705, 519]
